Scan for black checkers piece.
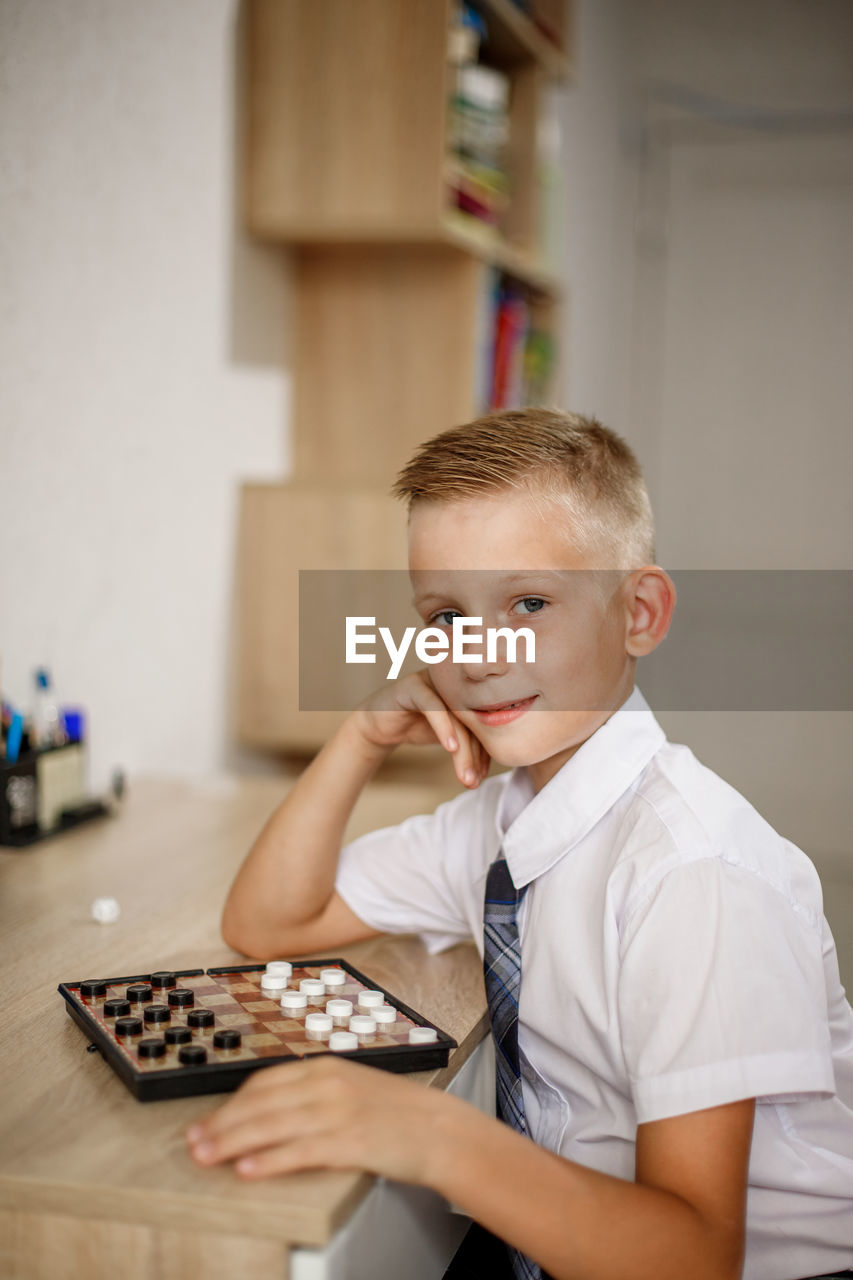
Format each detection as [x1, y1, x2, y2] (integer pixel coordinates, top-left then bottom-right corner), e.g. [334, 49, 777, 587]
[187, 1008, 214, 1029]
[168, 987, 194, 1008]
[126, 983, 153, 1004]
[114, 1016, 143, 1038]
[213, 1029, 241, 1050]
[138, 1038, 167, 1059]
[150, 971, 177, 990]
[164, 1026, 192, 1046]
[80, 980, 107, 999]
[143, 1004, 171, 1026]
[179, 1044, 207, 1066]
[104, 999, 131, 1019]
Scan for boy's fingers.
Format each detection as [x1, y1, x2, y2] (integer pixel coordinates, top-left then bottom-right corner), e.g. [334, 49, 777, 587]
[189, 1068, 314, 1144]
[432, 715, 476, 786]
[476, 738, 490, 778]
[190, 1096, 336, 1165]
[234, 1133, 356, 1180]
[188, 1059, 378, 1151]
[455, 723, 486, 788]
[410, 686, 465, 755]
[422, 700, 484, 788]
[394, 674, 488, 787]
[190, 1111, 279, 1164]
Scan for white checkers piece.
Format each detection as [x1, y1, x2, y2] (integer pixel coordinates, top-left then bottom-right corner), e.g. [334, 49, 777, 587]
[260, 974, 289, 993]
[357, 990, 385, 1012]
[264, 961, 293, 980]
[281, 991, 308, 1015]
[90, 897, 121, 925]
[349, 1015, 377, 1041]
[409, 1026, 439, 1045]
[305, 1012, 333, 1040]
[329, 1031, 358, 1052]
[299, 978, 326, 1003]
[320, 967, 347, 991]
[373, 1004, 397, 1027]
[326, 998, 354, 1026]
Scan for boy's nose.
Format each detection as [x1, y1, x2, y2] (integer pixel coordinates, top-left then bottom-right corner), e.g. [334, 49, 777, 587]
[458, 652, 511, 682]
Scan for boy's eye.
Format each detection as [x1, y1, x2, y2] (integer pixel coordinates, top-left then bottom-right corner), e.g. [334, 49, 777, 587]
[513, 597, 546, 615]
[432, 610, 461, 627]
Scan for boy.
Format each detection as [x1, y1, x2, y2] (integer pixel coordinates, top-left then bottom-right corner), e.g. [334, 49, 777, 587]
[188, 410, 853, 1280]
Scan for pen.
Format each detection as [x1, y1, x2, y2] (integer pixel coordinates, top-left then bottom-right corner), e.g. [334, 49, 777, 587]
[6, 713, 23, 765]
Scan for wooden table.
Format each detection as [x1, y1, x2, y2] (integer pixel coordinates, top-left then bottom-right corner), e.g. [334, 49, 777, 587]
[0, 775, 489, 1279]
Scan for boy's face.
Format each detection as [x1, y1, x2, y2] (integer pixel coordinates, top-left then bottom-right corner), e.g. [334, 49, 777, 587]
[408, 489, 636, 792]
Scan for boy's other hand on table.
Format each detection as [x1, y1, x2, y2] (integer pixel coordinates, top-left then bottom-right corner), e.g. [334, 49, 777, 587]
[186, 1055, 447, 1184]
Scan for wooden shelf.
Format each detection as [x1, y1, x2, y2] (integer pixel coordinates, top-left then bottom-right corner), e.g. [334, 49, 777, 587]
[245, 0, 571, 265]
[251, 213, 561, 296]
[236, 0, 570, 751]
[478, 0, 572, 79]
[235, 484, 409, 752]
[439, 211, 561, 296]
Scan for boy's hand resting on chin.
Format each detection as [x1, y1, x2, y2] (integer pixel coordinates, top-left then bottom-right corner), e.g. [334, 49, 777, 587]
[186, 1055, 445, 1184]
[354, 670, 489, 789]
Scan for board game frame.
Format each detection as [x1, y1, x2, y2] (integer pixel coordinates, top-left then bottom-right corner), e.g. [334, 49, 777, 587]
[58, 959, 457, 1102]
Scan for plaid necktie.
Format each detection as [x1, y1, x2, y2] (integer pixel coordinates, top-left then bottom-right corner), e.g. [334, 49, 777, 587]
[483, 855, 542, 1280]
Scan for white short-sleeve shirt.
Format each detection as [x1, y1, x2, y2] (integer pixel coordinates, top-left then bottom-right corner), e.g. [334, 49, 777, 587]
[336, 688, 853, 1278]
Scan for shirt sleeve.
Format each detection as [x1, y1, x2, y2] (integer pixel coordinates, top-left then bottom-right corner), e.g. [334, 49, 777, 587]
[617, 856, 836, 1124]
[335, 786, 494, 955]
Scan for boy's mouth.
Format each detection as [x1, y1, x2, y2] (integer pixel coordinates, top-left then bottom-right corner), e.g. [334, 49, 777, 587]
[470, 695, 538, 726]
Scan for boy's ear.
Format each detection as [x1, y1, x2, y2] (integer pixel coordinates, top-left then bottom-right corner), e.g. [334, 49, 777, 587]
[624, 568, 676, 657]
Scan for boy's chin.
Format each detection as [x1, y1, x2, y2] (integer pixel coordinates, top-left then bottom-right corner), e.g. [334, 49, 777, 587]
[458, 712, 550, 765]
[472, 732, 543, 771]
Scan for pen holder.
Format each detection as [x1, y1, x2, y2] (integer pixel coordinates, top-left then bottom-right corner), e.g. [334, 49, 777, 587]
[0, 742, 103, 847]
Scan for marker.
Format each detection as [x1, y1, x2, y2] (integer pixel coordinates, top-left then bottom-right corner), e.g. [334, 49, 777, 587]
[6, 713, 23, 765]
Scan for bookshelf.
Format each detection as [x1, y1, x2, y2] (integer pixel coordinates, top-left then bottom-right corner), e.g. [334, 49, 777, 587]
[245, 0, 569, 273]
[236, 0, 571, 753]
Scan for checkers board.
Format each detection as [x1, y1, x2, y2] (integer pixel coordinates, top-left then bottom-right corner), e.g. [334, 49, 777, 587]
[58, 960, 457, 1101]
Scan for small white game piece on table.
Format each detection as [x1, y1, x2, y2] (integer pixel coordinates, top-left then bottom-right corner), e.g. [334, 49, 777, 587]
[281, 991, 308, 1015]
[90, 897, 121, 924]
[357, 989, 384, 1012]
[326, 998, 354, 1026]
[373, 1004, 397, 1026]
[305, 1012, 333, 1040]
[349, 1015, 377, 1041]
[409, 1026, 438, 1044]
[329, 1031, 358, 1052]
[299, 978, 326, 1003]
[320, 967, 347, 991]
[264, 961, 292, 980]
[260, 973, 289, 994]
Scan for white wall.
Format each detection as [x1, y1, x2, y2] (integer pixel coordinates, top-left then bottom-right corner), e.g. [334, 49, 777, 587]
[557, 0, 638, 436]
[623, 0, 853, 856]
[554, 0, 853, 857]
[0, 0, 290, 790]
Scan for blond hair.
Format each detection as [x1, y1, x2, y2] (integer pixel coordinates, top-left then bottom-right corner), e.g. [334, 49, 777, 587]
[392, 408, 656, 567]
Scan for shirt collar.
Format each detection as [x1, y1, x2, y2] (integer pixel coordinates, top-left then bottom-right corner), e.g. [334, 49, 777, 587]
[496, 687, 666, 889]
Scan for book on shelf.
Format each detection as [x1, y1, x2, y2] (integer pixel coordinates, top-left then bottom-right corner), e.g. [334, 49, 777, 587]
[446, 156, 508, 227]
[447, 60, 511, 232]
[475, 271, 556, 412]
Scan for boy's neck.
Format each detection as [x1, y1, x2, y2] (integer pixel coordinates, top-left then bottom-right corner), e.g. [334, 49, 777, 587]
[524, 684, 636, 794]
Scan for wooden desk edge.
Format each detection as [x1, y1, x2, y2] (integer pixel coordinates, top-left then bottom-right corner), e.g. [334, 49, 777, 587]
[0, 1017, 490, 1247]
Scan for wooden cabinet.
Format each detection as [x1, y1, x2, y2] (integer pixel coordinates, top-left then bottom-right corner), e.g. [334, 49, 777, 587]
[236, 0, 571, 753]
[245, 0, 570, 256]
